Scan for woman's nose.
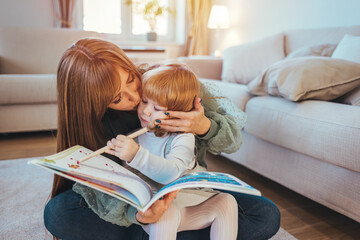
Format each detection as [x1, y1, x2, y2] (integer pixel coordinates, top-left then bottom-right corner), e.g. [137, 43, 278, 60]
[125, 88, 140, 106]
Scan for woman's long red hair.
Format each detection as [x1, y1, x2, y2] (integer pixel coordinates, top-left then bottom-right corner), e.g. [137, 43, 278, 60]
[52, 38, 142, 198]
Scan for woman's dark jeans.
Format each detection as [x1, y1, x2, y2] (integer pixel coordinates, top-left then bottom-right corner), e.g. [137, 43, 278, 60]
[44, 189, 280, 240]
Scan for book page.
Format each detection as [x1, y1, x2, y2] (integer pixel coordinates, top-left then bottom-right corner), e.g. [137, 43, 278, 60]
[142, 171, 261, 211]
[30, 146, 261, 212]
[32, 163, 143, 208]
[30, 145, 153, 207]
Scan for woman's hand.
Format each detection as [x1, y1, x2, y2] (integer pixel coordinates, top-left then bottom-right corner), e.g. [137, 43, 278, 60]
[155, 98, 211, 136]
[135, 190, 179, 224]
[106, 135, 139, 162]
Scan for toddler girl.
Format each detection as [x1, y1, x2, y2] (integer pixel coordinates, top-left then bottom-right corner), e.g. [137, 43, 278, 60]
[106, 64, 238, 240]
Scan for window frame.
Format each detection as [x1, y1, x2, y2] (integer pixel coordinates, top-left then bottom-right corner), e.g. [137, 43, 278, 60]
[79, 0, 178, 43]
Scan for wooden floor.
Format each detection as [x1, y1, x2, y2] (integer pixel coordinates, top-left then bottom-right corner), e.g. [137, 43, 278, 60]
[1, 131, 360, 239]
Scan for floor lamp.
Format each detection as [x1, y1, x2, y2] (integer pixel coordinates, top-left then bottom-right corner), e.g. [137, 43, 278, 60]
[207, 5, 230, 57]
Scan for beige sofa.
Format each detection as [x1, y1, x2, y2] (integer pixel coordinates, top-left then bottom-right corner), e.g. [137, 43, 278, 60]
[180, 25, 360, 223]
[0, 27, 102, 133]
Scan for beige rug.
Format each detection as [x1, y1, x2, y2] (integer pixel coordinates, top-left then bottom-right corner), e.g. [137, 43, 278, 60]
[0, 158, 297, 240]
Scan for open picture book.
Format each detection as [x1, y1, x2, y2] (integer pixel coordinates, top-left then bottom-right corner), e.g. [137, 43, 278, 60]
[28, 145, 261, 212]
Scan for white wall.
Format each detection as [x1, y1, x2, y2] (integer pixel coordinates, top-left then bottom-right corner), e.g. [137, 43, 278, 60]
[210, 0, 360, 54]
[0, 0, 80, 29]
[2, 0, 360, 55]
[0, 0, 54, 29]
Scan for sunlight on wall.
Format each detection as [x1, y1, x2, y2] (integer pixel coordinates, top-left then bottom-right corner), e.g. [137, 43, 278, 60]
[211, 0, 360, 54]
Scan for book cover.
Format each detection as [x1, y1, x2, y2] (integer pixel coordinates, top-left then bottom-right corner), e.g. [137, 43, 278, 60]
[29, 145, 261, 211]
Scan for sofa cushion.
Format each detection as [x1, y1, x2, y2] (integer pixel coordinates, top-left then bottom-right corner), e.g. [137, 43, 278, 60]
[0, 27, 102, 74]
[335, 86, 360, 106]
[199, 78, 252, 111]
[0, 74, 56, 104]
[284, 25, 360, 55]
[222, 33, 285, 84]
[222, 131, 360, 222]
[0, 104, 57, 133]
[248, 57, 360, 101]
[244, 96, 360, 173]
[285, 43, 337, 59]
[332, 34, 360, 64]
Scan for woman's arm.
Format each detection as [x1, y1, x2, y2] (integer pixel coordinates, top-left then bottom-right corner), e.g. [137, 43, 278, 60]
[73, 183, 179, 226]
[196, 82, 247, 154]
[72, 183, 135, 227]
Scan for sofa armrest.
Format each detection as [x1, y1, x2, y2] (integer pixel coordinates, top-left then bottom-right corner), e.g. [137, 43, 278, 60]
[0, 74, 56, 104]
[177, 56, 223, 80]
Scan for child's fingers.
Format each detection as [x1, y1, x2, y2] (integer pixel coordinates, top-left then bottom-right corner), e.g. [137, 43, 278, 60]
[105, 149, 117, 156]
[107, 140, 115, 149]
[106, 148, 125, 160]
[111, 138, 123, 146]
[116, 135, 129, 141]
[108, 139, 123, 153]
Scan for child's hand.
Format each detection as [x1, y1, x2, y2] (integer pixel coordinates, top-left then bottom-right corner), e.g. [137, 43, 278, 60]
[106, 135, 139, 162]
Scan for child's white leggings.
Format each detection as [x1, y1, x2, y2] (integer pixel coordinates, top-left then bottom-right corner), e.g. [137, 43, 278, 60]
[142, 192, 238, 240]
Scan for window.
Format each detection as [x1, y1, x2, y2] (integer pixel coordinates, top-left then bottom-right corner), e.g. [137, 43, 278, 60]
[83, 0, 122, 34]
[82, 0, 177, 42]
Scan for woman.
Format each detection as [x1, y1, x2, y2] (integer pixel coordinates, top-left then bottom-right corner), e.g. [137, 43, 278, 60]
[44, 38, 280, 240]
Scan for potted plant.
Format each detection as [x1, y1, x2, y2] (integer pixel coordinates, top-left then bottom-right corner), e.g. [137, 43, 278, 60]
[127, 0, 175, 41]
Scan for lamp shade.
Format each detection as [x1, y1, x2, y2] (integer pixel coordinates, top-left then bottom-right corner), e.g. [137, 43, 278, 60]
[207, 5, 230, 29]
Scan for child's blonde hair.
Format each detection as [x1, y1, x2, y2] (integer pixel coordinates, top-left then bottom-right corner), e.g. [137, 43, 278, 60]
[142, 64, 200, 111]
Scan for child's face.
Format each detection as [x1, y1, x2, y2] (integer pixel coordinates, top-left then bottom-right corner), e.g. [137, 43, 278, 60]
[137, 96, 167, 128]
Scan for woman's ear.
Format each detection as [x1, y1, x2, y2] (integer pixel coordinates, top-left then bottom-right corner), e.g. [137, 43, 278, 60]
[193, 97, 203, 111]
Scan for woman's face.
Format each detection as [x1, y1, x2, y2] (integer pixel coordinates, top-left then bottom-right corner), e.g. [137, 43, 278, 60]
[108, 68, 141, 111]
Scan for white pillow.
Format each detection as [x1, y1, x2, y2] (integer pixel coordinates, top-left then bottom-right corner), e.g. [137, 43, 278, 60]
[286, 43, 337, 59]
[222, 33, 285, 84]
[332, 34, 360, 64]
